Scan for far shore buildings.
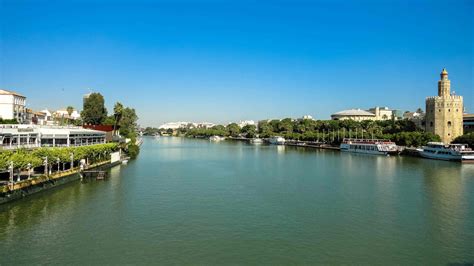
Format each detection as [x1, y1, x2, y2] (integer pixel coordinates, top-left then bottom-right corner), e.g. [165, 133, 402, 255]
[425, 68, 463, 143]
[0, 89, 27, 123]
[158, 122, 216, 130]
[331, 107, 401, 121]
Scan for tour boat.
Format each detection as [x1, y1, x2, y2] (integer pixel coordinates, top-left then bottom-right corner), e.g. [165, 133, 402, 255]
[419, 142, 474, 163]
[268, 136, 285, 145]
[209, 135, 225, 141]
[250, 138, 263, 144]
[340, 138, 401, 156]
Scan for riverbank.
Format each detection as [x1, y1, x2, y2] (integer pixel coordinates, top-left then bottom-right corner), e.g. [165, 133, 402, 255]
[0, 159, 122, 205]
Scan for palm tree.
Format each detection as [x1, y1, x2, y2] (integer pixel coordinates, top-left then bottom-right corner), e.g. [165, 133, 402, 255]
[66, 106, 74, 125]
[113, 102, 124, 134]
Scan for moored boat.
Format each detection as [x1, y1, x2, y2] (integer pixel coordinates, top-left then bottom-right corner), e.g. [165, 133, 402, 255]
[268, 136, 285, 145]
[419, 142, 474, 163]
[209, 135, 225, 141]
[340, 138, 401, 156]
[250, 138, 263, 144]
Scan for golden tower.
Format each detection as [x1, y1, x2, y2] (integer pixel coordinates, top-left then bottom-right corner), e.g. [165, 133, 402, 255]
[425, 68, 463, 143]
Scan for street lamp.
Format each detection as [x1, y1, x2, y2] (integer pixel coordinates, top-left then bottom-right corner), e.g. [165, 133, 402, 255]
[27, 163, 32, 180]
[8, 161, 14, 186]
[56, 158, 60, 172]
[70, 153, 74, 169]
[43, 156, 48, 176]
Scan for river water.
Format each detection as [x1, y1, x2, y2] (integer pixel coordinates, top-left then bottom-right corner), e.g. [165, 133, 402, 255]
[1, 137, 473, 264]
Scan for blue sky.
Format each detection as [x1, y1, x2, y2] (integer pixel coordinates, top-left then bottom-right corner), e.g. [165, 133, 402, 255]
[0, 0, 472, 127]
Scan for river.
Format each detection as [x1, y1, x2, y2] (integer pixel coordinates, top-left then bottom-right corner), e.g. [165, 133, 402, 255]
[1, 137, 473, 264]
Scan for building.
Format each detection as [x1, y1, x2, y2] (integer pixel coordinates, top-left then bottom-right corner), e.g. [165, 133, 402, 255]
[464, 114, 474, 134]
[54, 109, 81, 120]
[403, 110, 425, 129]
[301, 115, 314, 120]
[367, 107, 394, 120]
[331, 109, 376, 121]
[0, 89, 27, 123]
[425, 68, 463, 143]
[237, 120, 255, 128]
[83, 124, 118, 142]
[25, 109, 47, 125]
[0, 124, 106, 150]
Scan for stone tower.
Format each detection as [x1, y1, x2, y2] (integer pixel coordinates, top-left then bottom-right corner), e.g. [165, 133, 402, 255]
[425, 68, 463, 143]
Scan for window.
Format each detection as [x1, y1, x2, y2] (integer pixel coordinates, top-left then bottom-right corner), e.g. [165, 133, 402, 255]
[439, 109, 441, 112]
[448, 109, 450, 112]
[430, 122, 433, 127]
[448, 121, 452, 127]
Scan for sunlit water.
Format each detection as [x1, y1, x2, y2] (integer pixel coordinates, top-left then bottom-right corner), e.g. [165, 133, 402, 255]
[1, 137, 473, 264]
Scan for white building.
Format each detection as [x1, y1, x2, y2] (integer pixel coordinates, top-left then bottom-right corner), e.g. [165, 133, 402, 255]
[367, 107, 394, 120]
[0, 89, 27, 123]
[237, 120, 255, 128]
[331, 109, 376, 121]
[158, 122, 190, 130]
[158, 121, 216, 130]
[0, 124, 106, 150]
[54, 109, 81, 120]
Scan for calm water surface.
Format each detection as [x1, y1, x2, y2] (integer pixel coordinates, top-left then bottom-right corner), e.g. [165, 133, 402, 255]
[1, 137, 473, 264]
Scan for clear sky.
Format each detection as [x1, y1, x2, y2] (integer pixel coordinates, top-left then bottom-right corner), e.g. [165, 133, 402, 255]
[0, 0, 472, 127]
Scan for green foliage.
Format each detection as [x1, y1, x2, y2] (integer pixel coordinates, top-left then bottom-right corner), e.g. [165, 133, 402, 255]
[0, 143, 119, 171]
[81, 93, 108, 125]
[0, 118, 18, 124]
[127, 143, 140, 159]
[119, 107, 138, 139]
[452, 132, 474, 147]
[241, 125, 257, 138]
[183, 118, 435, 147]
[226, 123, 241, 137]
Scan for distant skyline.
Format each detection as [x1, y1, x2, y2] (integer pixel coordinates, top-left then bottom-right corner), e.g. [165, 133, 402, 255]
[1, 0, 473, 127]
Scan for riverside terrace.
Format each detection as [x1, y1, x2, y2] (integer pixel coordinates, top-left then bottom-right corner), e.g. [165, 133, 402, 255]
[0, 124, 106, 150]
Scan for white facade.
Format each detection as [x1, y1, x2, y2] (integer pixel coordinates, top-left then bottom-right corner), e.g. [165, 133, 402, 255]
[367, 107, 394, 120]
[0, 124, 106, 150]
[158, 121, 215, 129]
[237, 120, 255, 128]
[0, 89, 27, 123]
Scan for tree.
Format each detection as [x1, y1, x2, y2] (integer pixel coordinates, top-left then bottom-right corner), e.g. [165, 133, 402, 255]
[226, 123, 241, 137]
[66, 106, 74, 125]
[241, 125, 257, 138]
[113, 102, 124, 132]
[452, 132, 474, 147]
[119, 107, 138, 139]
[81, 93, 107, 125]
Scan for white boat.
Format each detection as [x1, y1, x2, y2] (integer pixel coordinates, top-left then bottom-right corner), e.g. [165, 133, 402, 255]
[419, 142, 474, 163]
[340, 138, 401, 156]
[250, 138, 263, 144]
[209, 135, 225, 141]
[268, 136, 285, 145]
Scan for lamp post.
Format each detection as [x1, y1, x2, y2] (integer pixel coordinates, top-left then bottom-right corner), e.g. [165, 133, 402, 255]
[43, 156, 48, 176]
[70, 153, 74, 169]
[56, 158, 60, 172]
[27, 163, 32, 180]
[8, 161, 14, 187]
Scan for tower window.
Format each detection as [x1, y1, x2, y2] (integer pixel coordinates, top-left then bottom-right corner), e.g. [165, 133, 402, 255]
[439, 109, 441, 112]
[448, 109, 450, 112]
[447, 121, 452, 127]
[456, 109, 459, 112]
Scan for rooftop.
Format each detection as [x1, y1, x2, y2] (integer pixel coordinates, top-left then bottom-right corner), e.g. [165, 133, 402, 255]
[0, 89, 25, 98]
[332, 109, 376, 117]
